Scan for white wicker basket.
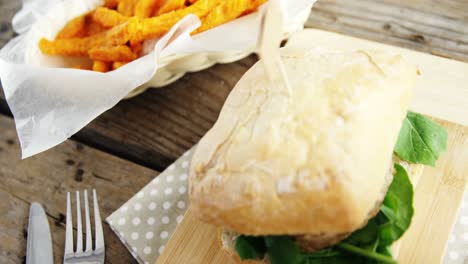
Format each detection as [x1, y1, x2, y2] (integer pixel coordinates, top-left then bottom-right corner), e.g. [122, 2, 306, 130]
[124, 5, 313, 99]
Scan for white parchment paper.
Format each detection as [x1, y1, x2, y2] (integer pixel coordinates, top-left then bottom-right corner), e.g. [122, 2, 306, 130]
[0, 0, 316, 158]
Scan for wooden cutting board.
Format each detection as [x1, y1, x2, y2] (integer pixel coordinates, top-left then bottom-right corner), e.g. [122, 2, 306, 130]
[156, 29, 468, 264]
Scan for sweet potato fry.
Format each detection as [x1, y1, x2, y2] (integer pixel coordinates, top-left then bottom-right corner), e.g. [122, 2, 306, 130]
[117, 0, 140, 16]
[89, 45, 137, 62]
[112, 61, 129, 70]
[57, 11, 108, 39]
[92, 61, 112, 72]
[195, 0, 267, 34]
[104, 0, 120, 9]
[85, 19, 108, 36]
[72, 65, 92, 70]
[135, 0, 163, 17]
[92, 7, 128, 28]
[156, 0, 186, 15]
[130, 41, 143, 56]
[244, 0, 267, 14]
[88, 0, 222, 39]
[89, 0, 222, 44]
[56, 14, 87, 39]
[152, 0, 221, 24]
[39, 38, 92, 56]
[135, 0, 223, 41]
[39, 20, 134, 56]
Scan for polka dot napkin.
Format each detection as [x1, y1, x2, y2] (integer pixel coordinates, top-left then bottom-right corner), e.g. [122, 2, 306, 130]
[106, 148, 468, 264]
[106, 149, 192, 264]
[444, 198, 468, 264]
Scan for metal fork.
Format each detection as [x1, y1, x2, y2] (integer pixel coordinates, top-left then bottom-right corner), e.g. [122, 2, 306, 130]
[64, 190, 105, 264]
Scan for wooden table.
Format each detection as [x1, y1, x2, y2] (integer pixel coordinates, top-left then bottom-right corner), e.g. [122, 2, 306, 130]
[0, 0, 466, 263]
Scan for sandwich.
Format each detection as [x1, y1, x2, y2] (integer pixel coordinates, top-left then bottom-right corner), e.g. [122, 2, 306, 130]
[189, 48, 447, 263]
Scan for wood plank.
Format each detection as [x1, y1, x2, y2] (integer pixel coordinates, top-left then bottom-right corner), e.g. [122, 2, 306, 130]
[0, 0, 19, 48]
[307, 0, 468, 61]
[380, 0, 468, 20]
[0, 115, 159, 264]
[157, 119, 468, 264]
[2, 0, 468, 170]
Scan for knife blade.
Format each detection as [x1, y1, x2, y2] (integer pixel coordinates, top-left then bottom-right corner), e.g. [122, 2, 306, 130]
[26, 202, 53, 264]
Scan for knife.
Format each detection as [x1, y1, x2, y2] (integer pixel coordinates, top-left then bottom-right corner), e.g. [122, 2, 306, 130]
[26, 203, 54, 264]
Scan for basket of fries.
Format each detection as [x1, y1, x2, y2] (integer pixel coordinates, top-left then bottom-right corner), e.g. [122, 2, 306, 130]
[0, 0, 316, 158]
[23, 0, 315, 98]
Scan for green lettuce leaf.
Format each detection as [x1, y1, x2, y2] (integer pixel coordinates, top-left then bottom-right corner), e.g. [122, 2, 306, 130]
[345, 218, 379, 247]
[303, 248, 342, 258]
[302, 254, 360, 264]
[235, 236, 266, 260]
[265, 236, 303, 264]
[377, 163, 414, 246]
[300, 247, 374, 264]
[336, 243, 397, 263]
[395, 112, 448, 166]
[264, 238, 358, 264]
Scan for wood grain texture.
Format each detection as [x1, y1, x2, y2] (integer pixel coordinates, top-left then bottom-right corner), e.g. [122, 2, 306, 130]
[0, 0, 19, 48]
[156, 119, 468, 264]
[0, 115, 159, 264]
[307, 0, 468, 61]
[156, 209, 231, 264]
[1, 0, 468, 170]
[398, 120, 468, 263]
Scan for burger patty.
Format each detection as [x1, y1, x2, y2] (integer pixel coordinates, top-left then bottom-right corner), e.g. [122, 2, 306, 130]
[294, 164, 395, 252]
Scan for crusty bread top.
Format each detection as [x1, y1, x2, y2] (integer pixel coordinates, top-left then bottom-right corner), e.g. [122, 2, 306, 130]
[189, 48, 417, 236]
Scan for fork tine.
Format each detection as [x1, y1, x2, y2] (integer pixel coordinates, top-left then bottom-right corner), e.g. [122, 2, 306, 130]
[84, 190, 93, 256]
[93, 189, 105, 253]
[75, 191, 83, 255]
[64, 192, 74, 258]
